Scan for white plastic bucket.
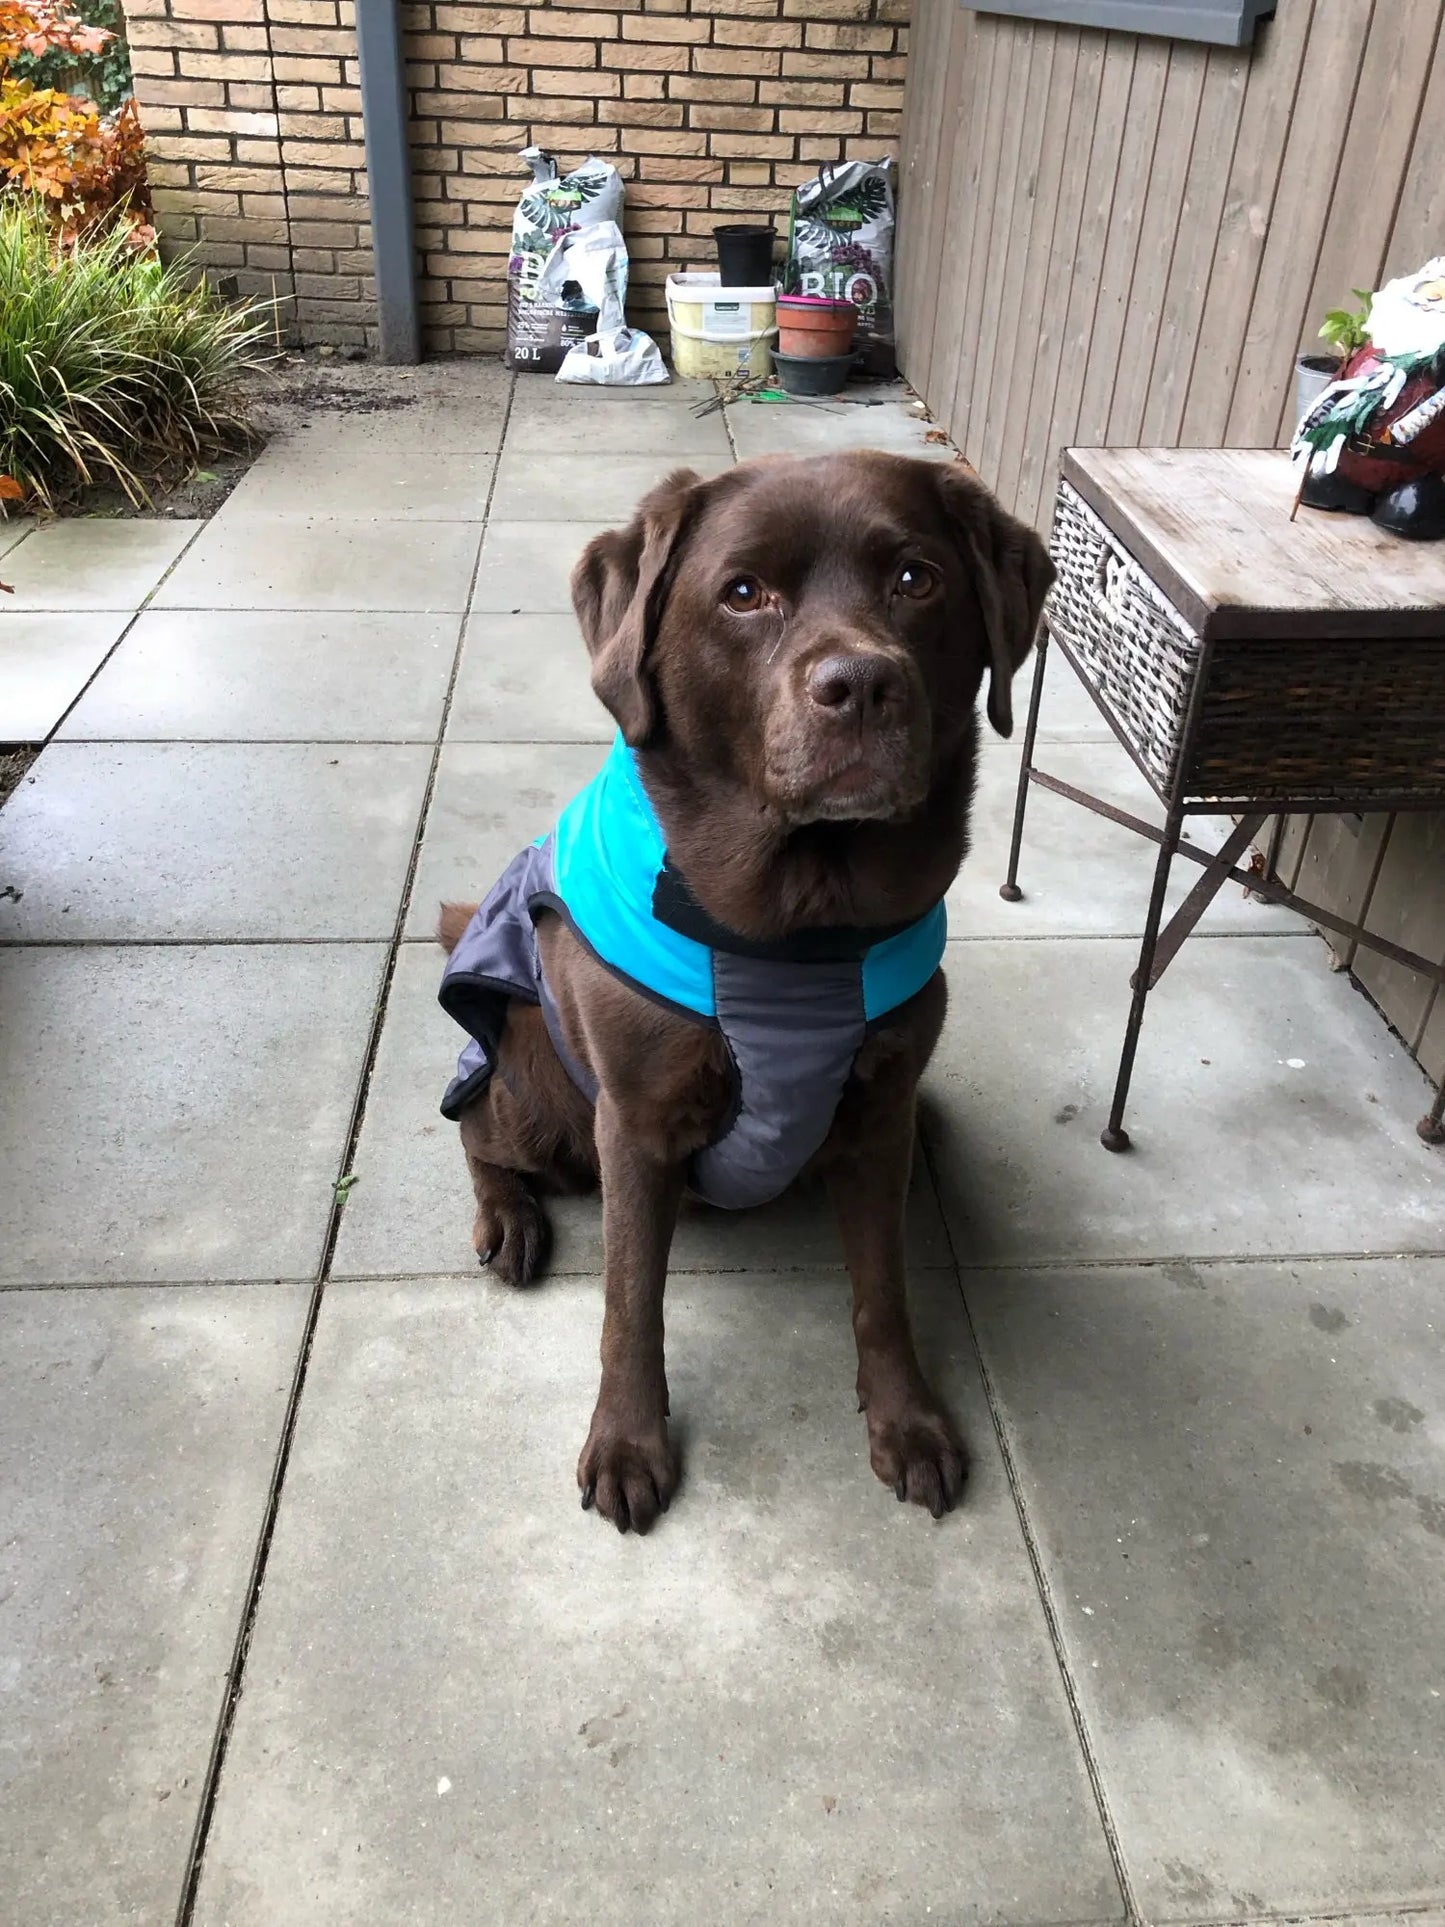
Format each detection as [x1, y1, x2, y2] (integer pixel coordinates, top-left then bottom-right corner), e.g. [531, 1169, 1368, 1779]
[665, 272, 777, 379]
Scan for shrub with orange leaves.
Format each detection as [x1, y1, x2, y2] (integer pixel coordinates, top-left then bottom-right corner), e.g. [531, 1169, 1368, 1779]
[0, 0, 148, 233]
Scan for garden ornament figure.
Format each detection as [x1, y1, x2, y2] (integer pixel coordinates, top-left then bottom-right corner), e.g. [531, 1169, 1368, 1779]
[1292, 257, 1445, 540]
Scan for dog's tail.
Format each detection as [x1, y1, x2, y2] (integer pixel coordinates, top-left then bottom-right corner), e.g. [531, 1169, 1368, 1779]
[437, 902, 479, 954]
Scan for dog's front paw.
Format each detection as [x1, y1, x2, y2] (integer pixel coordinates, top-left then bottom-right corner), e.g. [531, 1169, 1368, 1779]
[578, 1409, 678, 1535]
[865, 1400, 967, 1520]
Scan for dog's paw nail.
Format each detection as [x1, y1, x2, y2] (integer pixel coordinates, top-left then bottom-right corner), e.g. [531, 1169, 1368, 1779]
[580, 1482, 595, 1511]
[476, 1245, 496, 1268]
[894, 1475, 907, 1502]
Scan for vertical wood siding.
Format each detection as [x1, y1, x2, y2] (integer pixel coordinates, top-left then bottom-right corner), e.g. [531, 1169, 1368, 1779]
[897, 0, 1445, 522]
[895, 0, 1445, 1087]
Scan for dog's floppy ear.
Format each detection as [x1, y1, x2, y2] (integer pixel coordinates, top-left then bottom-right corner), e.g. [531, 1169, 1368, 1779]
[570, 468, 703, 746]
[933, 465, 1054, 738]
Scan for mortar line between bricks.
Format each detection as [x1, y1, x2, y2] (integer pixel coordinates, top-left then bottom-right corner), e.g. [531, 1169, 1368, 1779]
[918, 1128, 1143, 1926]
[172, 371, 517, 1927]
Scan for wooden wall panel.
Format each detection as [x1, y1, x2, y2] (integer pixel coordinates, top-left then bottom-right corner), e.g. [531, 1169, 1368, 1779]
[1137, 42, 1250, 444]
[1385, 14, 1445, 275]
[1178, 0, 1315, 445]
[894, 0, 1445, 1093]
[1013, 29, 1107, 523]
[992, 27, 1082, 507]
[897, 0, 1444, 512]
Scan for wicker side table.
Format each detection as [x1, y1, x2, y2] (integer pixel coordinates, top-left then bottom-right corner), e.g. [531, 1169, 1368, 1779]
[1003, 446, 1445, 1151]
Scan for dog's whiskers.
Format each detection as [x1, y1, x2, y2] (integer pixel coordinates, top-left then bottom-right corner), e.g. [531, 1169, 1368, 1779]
[765, 606, 788, 664]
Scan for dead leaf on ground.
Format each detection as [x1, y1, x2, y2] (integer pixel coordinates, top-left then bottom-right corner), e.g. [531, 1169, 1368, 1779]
[0, 581, 12, 595]
[924, 428, 949, 444]
[0, 475, 24, 501]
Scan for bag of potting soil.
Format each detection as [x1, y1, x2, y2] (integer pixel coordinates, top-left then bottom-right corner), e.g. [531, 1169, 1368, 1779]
[506, 148, 627, 373]
[785, 159, 897, 377]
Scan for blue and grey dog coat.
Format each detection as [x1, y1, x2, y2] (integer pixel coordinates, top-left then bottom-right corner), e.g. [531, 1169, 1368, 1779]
[439, 735, 946, 1211]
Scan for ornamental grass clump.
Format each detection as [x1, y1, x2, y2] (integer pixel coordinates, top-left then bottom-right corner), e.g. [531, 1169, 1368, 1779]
[0, 196, 273, 507]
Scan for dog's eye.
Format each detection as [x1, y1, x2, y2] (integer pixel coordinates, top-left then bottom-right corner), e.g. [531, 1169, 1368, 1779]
[722, 575, 765, 614]
[895, 562, 938, 600]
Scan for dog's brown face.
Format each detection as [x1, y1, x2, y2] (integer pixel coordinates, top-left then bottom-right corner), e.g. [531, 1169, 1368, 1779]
[571, 450, 1053, 831]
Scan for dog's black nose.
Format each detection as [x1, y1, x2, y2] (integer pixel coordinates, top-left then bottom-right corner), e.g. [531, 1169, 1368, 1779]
[807, 652, 904, 719]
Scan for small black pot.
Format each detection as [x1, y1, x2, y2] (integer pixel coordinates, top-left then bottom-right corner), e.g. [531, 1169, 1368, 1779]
[772, 347, 854, 396]
[713, 224, 775, 287]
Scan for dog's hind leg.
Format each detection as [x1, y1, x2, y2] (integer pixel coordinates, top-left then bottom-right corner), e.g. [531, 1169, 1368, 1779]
[463, 1140, 550, 1286]
[454, 1001, 598, 1287]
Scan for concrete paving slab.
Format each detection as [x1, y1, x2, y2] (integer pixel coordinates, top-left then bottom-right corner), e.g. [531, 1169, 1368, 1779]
[469, 520, 610, 614]
[0, 612, 129, 740]
[922, 936, 1444, 1266]
[191, 1272, 1119, 1927]
[0, 943, 383, 1284]
[221, 441, 499, 520]
[504, 384, 732, 458]
[967, 1257, 1445, 1918]
[262, 403, 507, 456]
[724, 398, 954, 461]
[405, 738, 604, 937]
[1, 514, 34, 558]
[0, 519, 201, 612]
[447, 612, 609, 742]
[151, 517, 482, 613]
[257, 365, 510, 448]
[1036, 643, 1115, 743]
[0, 1282, 306, 1926]
[0, 742, 430, 941]
[58, 611, 457, 743]
[330, 943, 953, 1279]
[489, 449, 732, 522]
[953, 742, 1302, 939]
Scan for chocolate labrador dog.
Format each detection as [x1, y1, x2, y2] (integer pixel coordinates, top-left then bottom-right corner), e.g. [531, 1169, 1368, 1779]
[437, 449, 1052, 1534]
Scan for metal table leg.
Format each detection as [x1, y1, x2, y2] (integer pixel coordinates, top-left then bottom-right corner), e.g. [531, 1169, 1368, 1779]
[999, 624, 1050, 904]
[1100, 799, 1184, 1153]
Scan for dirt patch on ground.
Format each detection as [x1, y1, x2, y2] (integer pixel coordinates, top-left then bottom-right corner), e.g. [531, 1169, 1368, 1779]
[36, 347, 511, 523]
[72, 441, 259, 522]
[0, 745, 38, 810]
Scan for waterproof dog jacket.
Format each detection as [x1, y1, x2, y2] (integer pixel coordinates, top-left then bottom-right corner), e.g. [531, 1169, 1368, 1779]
[439, 735, 946, 1211]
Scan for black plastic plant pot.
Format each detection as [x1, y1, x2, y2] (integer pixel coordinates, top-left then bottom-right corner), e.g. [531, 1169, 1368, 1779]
[772, 348, 854, 397]
[713, 224, 776, 287]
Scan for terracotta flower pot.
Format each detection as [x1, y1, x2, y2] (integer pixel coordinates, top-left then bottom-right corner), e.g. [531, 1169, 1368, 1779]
[777, 295, 857, 360]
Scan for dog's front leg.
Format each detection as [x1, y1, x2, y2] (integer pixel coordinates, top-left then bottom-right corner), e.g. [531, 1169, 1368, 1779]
[826, 1082, 967, 1521]
[577, 1092, 684, 1533]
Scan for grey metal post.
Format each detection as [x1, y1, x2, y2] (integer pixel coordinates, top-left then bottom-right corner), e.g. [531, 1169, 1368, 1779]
[354, 0, 419, 364]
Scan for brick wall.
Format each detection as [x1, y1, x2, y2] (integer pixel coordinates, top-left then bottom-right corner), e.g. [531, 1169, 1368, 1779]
[127, 0, 909, 355]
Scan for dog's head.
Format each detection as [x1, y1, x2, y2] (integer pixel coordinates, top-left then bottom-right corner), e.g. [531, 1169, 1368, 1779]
[570, 450, 1053, 830]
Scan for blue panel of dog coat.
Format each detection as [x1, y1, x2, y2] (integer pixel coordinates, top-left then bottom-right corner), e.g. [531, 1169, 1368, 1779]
[438, 734, 946, 1210]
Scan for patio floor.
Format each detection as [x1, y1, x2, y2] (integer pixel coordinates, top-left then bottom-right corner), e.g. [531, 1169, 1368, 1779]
[2, 365, 1443, 1927]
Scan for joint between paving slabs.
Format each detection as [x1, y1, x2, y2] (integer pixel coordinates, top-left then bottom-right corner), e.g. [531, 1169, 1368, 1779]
[918, 1126, 1144, 1925]
[12, 515, 213, 764]
[172, 375, 519, 1926]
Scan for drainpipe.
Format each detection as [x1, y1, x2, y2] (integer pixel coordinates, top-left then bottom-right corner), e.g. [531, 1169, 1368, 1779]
[354, 0, 420, 363]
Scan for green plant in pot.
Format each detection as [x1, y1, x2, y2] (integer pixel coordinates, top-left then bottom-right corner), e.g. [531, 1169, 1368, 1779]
[1295, 288, 1371, 420]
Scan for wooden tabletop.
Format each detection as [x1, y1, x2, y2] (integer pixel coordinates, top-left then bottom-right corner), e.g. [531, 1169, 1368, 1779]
[1061, 447, 1445, 640]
